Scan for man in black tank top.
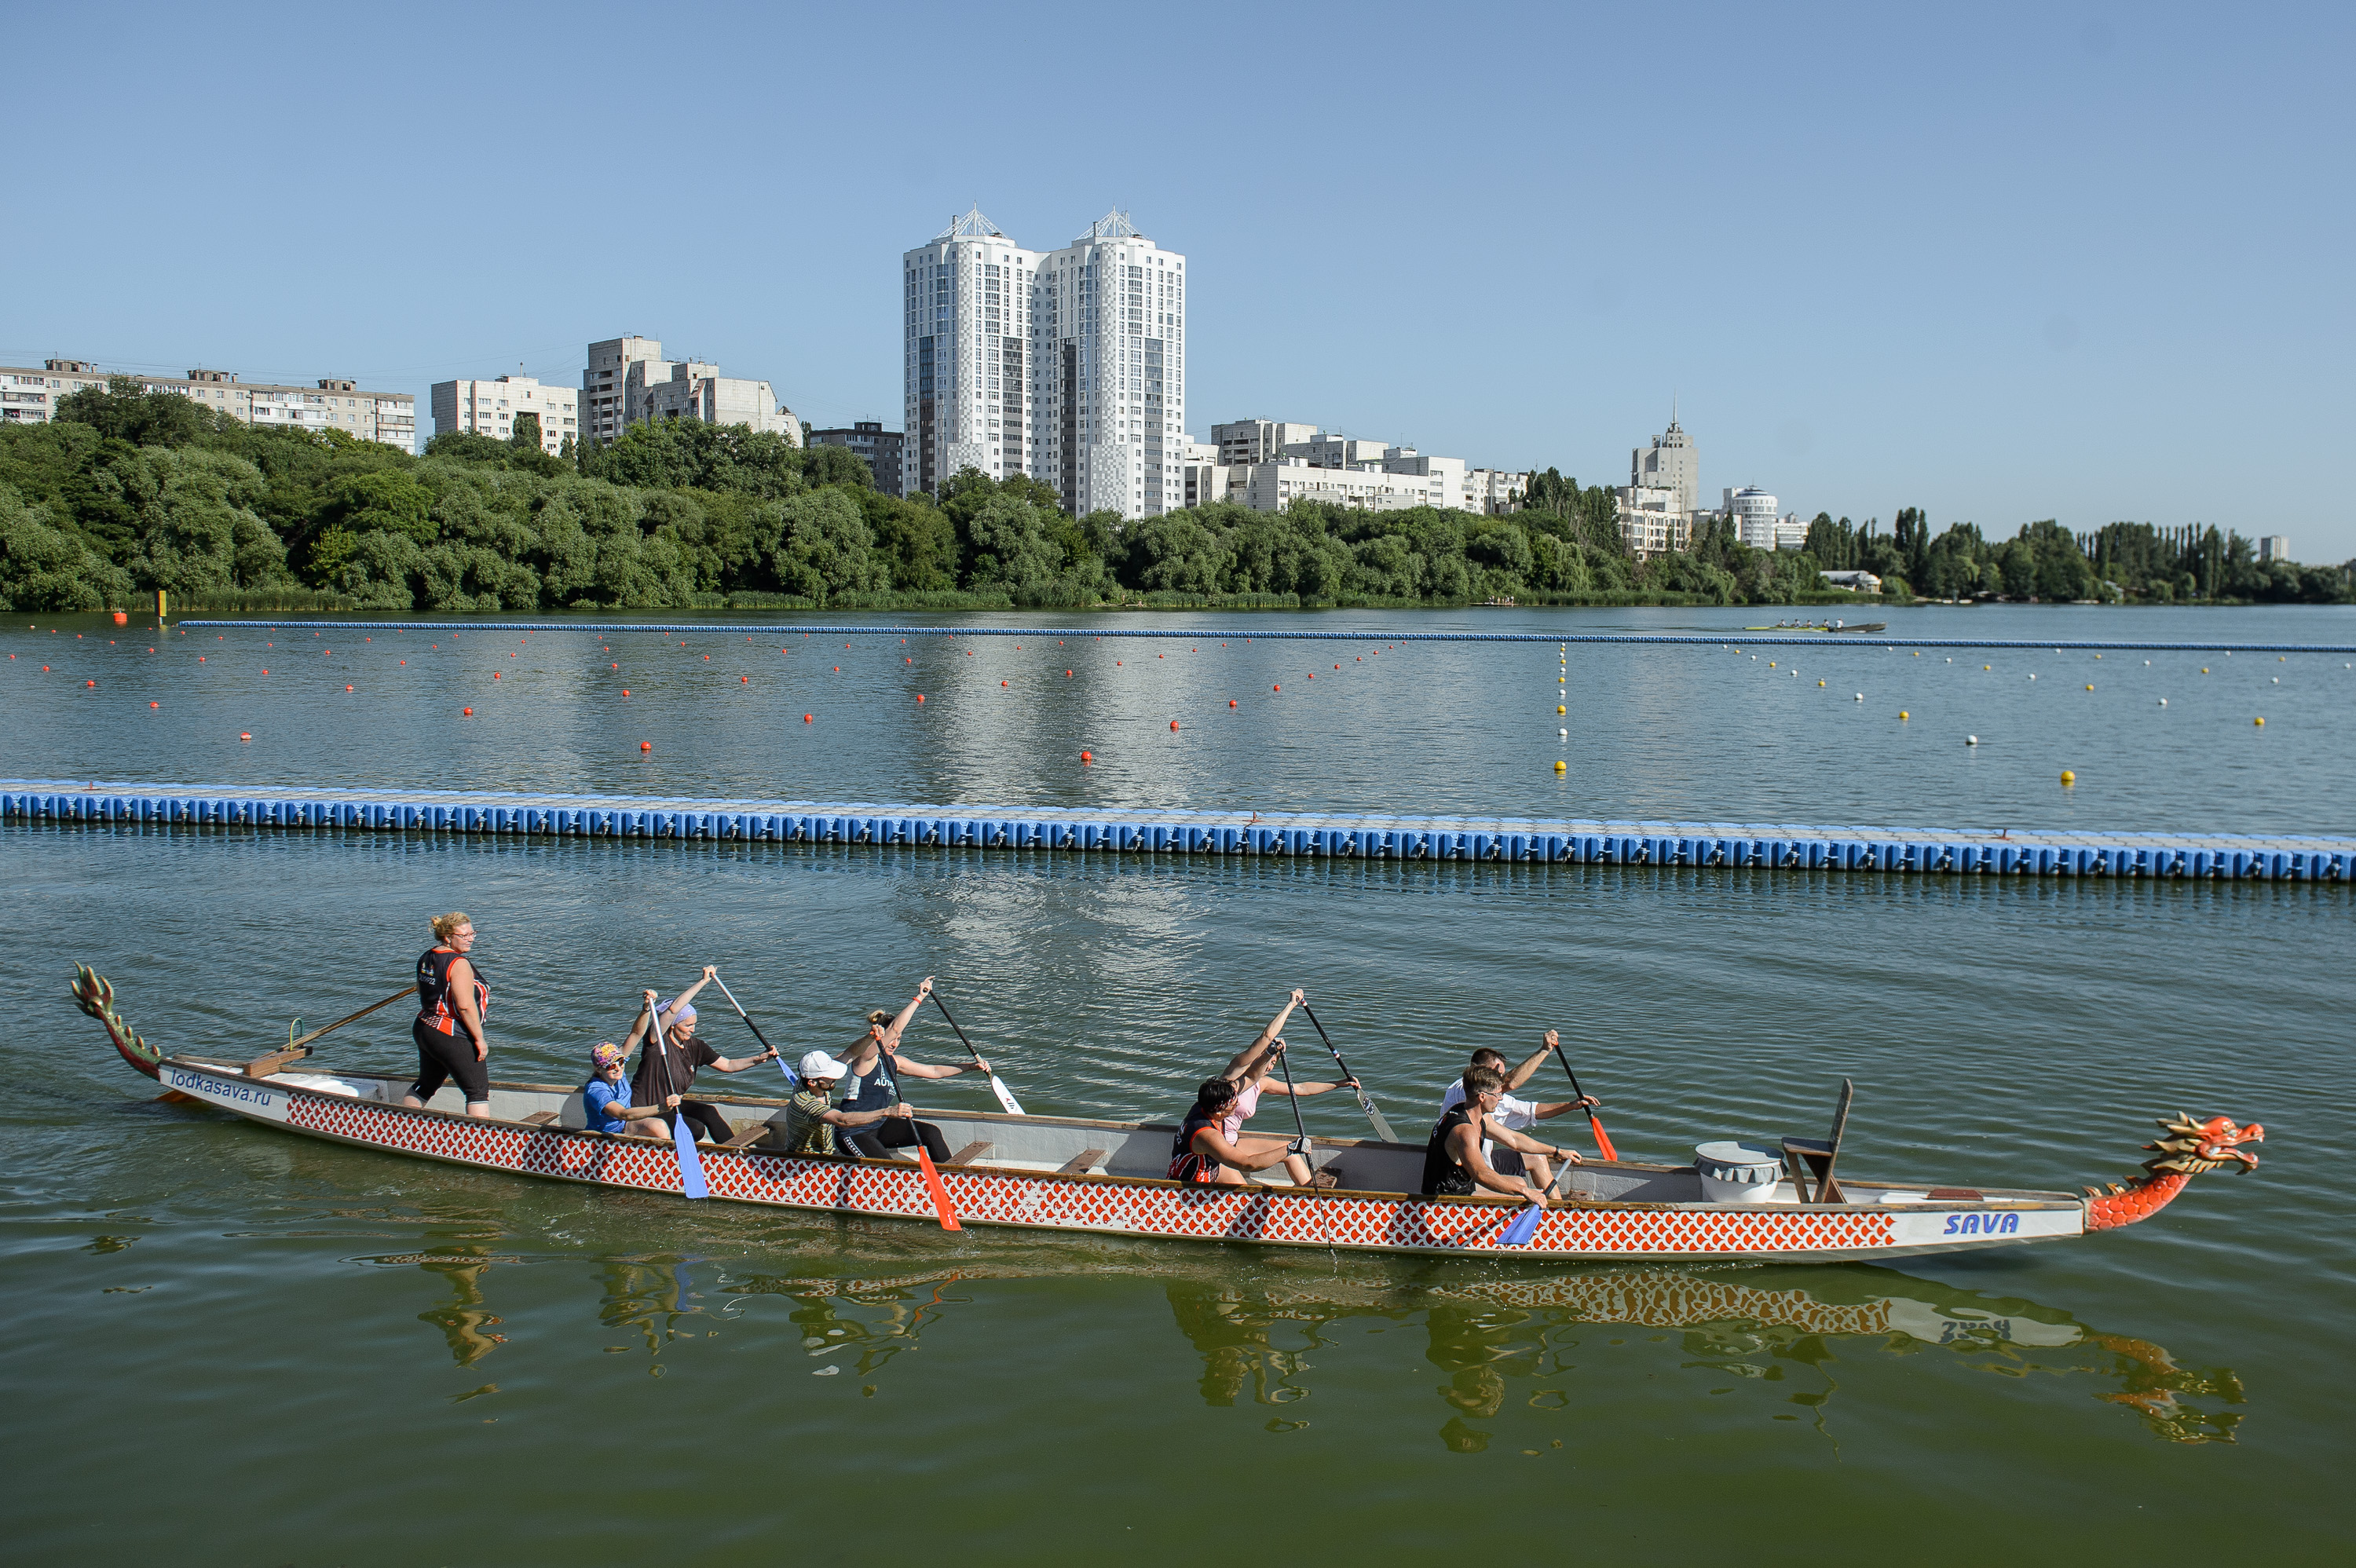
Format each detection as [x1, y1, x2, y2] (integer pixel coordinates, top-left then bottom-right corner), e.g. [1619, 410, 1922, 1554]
[1422, 1066, 1571, 1205]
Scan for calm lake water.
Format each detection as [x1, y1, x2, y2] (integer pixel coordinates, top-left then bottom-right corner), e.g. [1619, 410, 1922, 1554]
[4, 606, 2351, 1563]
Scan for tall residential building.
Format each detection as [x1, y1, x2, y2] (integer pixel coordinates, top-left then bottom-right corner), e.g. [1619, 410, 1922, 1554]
[903, 207, 1186, 518]
[583, 336, 661, 443]
[1631, 407, 1697, 518]
[808, 421, 905, 498]
[1725, 487, 1780, 550]
[582, 336, 799, 444]
[1, 359, 415, 448]
[429, 375, 577, 453]
[2258, 535, 2291, 563]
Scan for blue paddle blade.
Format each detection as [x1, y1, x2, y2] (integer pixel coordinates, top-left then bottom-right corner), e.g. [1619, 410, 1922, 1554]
[673, 1111, 709, 1200]
[1499, 1201, 1544, 1247]
[775, 1053, 799, 1090]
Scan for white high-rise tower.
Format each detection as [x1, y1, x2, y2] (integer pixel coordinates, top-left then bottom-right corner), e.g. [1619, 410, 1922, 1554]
[902, 207, 1184, 518]
[902, 209, 1041, 499]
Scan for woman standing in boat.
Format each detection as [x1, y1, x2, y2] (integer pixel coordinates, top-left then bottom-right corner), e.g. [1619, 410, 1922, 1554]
[405, 912, 492, 1118]
[835, 978, 989, 1165]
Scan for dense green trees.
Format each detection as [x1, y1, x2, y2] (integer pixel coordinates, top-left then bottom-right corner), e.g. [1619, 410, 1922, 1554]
[2, 380, 2344, 612]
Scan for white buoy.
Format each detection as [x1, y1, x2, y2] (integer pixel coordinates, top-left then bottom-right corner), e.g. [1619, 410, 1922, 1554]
[1854, 693, 1863, 701]
[1559, 728, 1568, 738]
[2159, 698, 2167, 706]
[1966, 735, 1979, 745]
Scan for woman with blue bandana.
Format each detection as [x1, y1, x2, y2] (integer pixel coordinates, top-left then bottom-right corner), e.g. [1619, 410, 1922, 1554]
[624, 967, 778, 1143]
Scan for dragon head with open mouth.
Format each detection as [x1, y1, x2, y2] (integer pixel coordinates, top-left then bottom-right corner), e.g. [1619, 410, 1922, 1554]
[2086, 1113, 2266, 1230]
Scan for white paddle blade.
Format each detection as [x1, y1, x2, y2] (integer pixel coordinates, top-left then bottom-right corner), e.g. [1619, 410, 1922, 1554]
[989, 1075, 1026, 1117]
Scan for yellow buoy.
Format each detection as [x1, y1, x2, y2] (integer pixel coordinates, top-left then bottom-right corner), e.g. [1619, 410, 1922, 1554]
[1899, 711, 1910, 719]
[2201, 667, 2209, 674]
[2085, 684, 2094, 691]
[1984, 664, 1991, 671]
[2255, 717, 2265, 726]
[1554, 759, 1567, 772]
[1557, 704, 1565, 715]
[1817, 680, 1825, 687]
[2061, 769, 2076, 786]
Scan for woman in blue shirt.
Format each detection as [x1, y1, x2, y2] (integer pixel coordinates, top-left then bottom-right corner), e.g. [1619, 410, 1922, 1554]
[582, 1041, 679, 1135]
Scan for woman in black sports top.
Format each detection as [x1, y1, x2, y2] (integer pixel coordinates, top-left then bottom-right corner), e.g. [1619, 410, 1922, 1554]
[406, 911, 492, 1117]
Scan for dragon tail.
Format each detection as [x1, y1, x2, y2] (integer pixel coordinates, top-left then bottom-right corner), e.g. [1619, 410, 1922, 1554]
[73, 965, 163, 1080]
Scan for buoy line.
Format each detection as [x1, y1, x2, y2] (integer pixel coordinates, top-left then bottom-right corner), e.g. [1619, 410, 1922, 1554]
[171, 621, 2356, 654]
[5, 780, 2348, 884]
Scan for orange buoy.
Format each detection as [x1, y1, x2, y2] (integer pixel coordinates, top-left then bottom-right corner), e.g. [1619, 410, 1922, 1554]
[622, 689, 630, 696]
[741, 675, 748, 684]
[150, 701, 159, 708]
[1229, 699, 1237, 707]
[1066, 670, 1074, 677]
[803, 714, 813, 722]
[492, 671, 499, 679]
[1081, 751, 1092, 762]
[640, 741, 652, 751]
[916, 693, 926, 703]
[345, 685, 353, 692]
[1272, 684, 1281, 692]
[1001, 680, 1007, 686]
[612, 663, 618, 669]
[463, 707, 474, 716]
[86, 679, 95, 687]
[1169, 720, 1179, 730]
[240, 732, 251, 741]
[112, 611, 126, 625]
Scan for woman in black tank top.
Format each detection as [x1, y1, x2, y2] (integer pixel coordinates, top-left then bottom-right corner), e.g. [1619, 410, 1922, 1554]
[1167, 1078, 1320, 1186]
[404, 912, 493, 1117]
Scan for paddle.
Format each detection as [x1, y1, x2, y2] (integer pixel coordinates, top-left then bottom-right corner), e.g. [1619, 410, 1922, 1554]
[710, 972, 796, 1090]
[884, 1029, 961, 1231]
[1274, 1038, 1317, 1178]
[1498, 1192, 1547, 1247]
[644, 991, 708, 1201]
[1298, 1001, 1397, 1142]
[927, 989, 1024, 1115]
[273, 986, 415, 1063]
[1549, 1033, 1619, 1163]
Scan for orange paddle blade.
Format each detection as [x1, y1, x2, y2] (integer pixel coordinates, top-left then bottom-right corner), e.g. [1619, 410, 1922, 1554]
[916, 1146, 963, 1231]
[1588, 1113, 1619, 1164]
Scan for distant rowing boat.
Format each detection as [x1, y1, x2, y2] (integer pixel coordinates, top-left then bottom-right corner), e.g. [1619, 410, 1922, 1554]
[1741, 620, 1889, 633]
[75, 967, 2265, 1264]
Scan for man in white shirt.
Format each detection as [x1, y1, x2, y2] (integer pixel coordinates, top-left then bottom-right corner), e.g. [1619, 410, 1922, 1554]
[1435, 1030, 1597, 1195]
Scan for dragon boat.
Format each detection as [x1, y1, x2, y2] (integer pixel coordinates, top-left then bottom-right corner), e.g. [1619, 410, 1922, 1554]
[74, 967, 2264, 1263]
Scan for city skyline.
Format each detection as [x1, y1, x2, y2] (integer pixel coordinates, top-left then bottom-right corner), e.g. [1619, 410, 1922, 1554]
[5, 5, 2349, 560]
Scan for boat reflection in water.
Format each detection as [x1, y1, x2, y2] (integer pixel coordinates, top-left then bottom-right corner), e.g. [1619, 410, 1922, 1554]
[367, 1248, 2243, 1447]
[1155, 1266, 2245, 1450]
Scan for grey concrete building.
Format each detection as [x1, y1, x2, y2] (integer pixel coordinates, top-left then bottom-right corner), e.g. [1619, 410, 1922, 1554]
[1, 359, 414, 448]
[808, 422, 905, 497]
[583, 336, 799, 444]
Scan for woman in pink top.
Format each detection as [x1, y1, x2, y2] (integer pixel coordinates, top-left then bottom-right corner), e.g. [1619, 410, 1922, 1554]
[1215, 989, 1358, 1151]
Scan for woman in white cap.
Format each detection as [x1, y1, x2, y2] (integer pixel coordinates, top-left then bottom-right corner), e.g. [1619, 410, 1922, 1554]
[624, 967, 777, 1143]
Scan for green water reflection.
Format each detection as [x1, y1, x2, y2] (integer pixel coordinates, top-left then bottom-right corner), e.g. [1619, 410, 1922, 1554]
[365, 1240, 2245, 1449]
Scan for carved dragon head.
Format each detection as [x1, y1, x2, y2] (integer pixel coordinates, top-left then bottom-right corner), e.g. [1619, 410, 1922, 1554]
[2142, 1113, 2263, 1177]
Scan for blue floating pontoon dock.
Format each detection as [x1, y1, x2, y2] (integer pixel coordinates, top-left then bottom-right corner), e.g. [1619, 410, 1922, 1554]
[5, 780, 2347, 884]
[177, 620, 2356, 653]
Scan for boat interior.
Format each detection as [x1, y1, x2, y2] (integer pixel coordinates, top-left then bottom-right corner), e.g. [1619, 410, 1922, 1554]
[181, 1057, 2074, 1212]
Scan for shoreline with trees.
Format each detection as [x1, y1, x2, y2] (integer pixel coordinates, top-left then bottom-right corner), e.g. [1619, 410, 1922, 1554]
[5, 380, 2348, 613]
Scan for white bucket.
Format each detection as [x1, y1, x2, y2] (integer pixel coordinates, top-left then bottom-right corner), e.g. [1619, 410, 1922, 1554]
[1695, 1140, 1783, 1204]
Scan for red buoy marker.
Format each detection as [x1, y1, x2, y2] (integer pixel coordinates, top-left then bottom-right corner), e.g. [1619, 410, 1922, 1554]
[641, 741, 652, 751]
[462, 707, 474, 716]
[1081, 751, 1092, 762]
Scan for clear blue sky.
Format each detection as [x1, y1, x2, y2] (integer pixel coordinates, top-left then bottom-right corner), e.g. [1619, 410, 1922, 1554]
[8, 3, 2350, 561]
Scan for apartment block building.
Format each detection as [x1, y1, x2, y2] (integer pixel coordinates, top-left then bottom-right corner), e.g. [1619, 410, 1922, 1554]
[1182, 424, 1527, 518]
[581, 336, 799, 444]
[902, 207, 1186, 519]
[1, 359, 415, 448]
[807, 422, 905, 498]
[1209, 418, 1320, 466]
[1631, 409, 1698, 517]
[429, 375, 578, 454]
